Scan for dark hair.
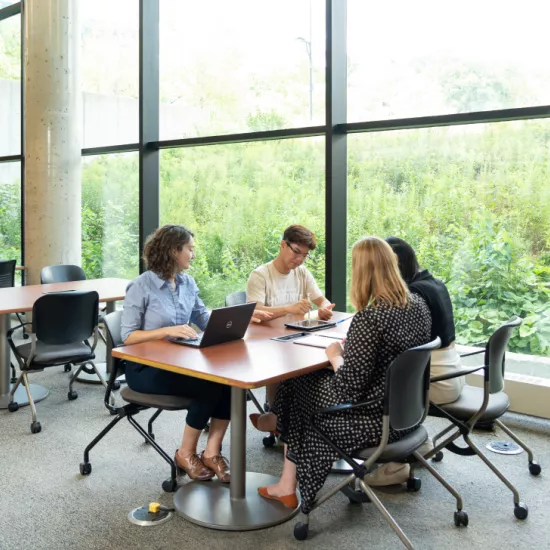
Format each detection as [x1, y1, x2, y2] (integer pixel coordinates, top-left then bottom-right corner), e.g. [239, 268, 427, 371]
[283, 224, 317, 250]
[385, 237, 419, 283]
[143, 224, 194, 280]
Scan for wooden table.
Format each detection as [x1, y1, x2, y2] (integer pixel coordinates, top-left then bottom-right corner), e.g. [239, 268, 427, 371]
[113, 311, 352, 531]
[0, 278, 129, 409]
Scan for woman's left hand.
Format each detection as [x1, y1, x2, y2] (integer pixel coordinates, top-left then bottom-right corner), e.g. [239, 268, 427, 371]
[325, 341, 343, 361]
[251, 310, 274, 323]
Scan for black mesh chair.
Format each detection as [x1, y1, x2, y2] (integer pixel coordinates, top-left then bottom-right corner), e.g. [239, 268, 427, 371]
[80, 310, 194, 492]
[6, 290, 109, 434]
[292, 338, 467, 548]
[428, 316, 535, 520]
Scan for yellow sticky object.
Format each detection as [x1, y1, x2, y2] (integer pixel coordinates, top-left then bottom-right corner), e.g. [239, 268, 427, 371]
[149, 502, 161, 513]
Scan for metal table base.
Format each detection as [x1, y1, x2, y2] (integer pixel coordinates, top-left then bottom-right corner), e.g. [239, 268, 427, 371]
[0, 383, 49, 409]
[173, 386, 300, 530]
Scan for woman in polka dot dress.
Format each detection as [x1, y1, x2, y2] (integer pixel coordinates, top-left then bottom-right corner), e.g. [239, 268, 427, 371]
[255, 236, 432, 513]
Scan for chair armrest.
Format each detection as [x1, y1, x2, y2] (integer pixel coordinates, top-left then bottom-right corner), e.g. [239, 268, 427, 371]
[460, 349, 485, 358]
[313, 396, 383, 417]
[7, 322, 32, 338]
[430, 365, 486, 383]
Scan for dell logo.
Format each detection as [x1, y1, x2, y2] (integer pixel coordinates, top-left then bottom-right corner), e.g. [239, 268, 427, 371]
[226, 321, 233, 329]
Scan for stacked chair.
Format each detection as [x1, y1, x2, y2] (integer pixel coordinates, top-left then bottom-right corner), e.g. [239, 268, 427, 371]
[428, 316, 540, 520]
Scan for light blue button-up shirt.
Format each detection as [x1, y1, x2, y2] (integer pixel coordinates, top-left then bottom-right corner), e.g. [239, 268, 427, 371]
[121, 271, 210, 343]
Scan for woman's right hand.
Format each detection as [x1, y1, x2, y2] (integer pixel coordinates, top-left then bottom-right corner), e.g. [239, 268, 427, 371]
[164, 324, 198, 340]
[286, 299, 312, 315]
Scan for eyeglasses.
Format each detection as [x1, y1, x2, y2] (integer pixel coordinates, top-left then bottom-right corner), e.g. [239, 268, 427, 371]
[285, 241, 310, 259]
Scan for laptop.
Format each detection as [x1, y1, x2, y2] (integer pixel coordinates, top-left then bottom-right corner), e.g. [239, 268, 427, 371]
[169, 302, 256, 348]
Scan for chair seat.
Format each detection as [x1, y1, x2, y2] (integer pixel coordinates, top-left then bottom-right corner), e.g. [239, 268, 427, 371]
[120, 386, 193, 410]
[353, 426, 428, 463]
[17, 341, 94, 366]
[432, 384, 510, 422]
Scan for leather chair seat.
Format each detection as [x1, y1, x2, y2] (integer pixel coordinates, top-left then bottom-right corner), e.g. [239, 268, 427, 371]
[17, 341, 94, 366]
[120, 386, 193, 411]
[353, 426, 428, 463]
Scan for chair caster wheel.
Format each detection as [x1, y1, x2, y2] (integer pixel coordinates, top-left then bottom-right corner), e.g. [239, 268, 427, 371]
[30, 421, 41, 434]
[162, 478, 178, 492]
[529, 461, 541, 476]
[64, 364, 72, 372]
[80, 462, 92, 475]
[407, 477, 421, 492]
[112, 380, 121, 391]
[144, 433, 155, 444]
[514, 503, 528, 520]
[8, 401, 19, 412]
[294, 521, 309, 541]
[23, 332, 30, 340]
[263, 434, 277, 447]
[68, 390, 78, 400]
[454, 510, 468, 527]
[433, 451, 444, 462]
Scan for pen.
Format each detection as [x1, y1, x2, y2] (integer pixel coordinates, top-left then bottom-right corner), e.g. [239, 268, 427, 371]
[335, 316, 353, 325]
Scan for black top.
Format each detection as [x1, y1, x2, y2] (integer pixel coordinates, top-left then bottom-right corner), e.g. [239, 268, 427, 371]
[408, 270, 456, 348]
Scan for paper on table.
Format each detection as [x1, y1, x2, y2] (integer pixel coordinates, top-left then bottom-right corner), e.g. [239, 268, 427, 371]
[293, 334, 344, 349]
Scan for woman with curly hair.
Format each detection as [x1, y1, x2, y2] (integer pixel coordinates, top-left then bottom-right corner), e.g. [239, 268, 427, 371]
[121, 224, 271, 482]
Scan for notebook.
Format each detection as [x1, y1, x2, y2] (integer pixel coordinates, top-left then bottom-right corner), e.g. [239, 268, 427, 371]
[293, 333, 345, 349]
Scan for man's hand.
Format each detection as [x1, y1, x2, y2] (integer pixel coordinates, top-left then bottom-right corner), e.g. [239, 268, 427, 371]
[317, 303, 335, 320]
[251, 310, 274, 323]
[286, 299, 312, 315]
[164, 324, 198, 340]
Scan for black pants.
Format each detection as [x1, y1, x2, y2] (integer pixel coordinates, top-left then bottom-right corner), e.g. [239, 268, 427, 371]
[125, 361, 231, 430]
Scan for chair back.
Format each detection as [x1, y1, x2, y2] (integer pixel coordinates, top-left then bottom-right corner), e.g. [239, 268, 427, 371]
[485, 316, 522, 394]
[40, 264, 86, 284]
[104, 310, 124, 348]
[385, 337, 441, 431]
[0, 259, 16, 288]
[32, 290, 99, 345]
[225, 291, 246, 307]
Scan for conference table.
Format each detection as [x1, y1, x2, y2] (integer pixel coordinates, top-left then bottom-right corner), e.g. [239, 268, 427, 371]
[112, 311, 352, 531]
[0, 277, 129, 409]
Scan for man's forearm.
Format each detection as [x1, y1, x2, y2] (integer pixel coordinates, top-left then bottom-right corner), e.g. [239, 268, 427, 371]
[252, 302, 290, 319]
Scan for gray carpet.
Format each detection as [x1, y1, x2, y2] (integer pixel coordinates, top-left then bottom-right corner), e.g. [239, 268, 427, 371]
[1, 334, 549, 550]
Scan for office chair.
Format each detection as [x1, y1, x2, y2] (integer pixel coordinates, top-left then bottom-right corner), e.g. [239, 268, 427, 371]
[292, 338, 466, 548]
[6, 290, 110, 434]
[0, 259, 29, 349]
[40, 264, 112, 376]
[428, 316, 534, 520]
[80, 310, 193, 492]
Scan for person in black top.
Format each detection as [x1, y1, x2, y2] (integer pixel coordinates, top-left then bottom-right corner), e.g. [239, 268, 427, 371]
[386, 237, 465, 404]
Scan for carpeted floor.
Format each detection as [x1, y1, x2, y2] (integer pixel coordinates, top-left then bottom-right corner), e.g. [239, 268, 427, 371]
[1, 332, 549, 550]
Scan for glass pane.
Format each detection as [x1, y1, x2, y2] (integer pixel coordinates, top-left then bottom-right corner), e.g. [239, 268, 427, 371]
[347, 121, 550, 377]
[0, 161, 21, 277]
[0, 13, 20, 156]
[348, 0, 550, 122]
[160, 137, 325, 306]
[81, 153, 139, 279]
[160, 0, 325, 139]
[81, 0, 138, 148]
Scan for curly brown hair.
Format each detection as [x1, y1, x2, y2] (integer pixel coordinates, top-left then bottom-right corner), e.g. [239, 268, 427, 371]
[142, 224, 194, 280]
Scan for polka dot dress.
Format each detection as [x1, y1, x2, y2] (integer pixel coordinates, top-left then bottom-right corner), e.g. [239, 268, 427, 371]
[273, 293, 432, 514]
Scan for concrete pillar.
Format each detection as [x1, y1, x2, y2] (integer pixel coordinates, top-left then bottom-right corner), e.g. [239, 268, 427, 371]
[24, 0, 82, 285]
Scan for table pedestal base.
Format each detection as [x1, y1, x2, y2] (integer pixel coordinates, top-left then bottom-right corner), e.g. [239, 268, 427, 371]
[0, 383, 49, 409]
[174, 472, 300, 530]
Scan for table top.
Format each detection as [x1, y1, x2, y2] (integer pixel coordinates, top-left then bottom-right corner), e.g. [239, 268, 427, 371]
[113, 311, 353, 389]
[0, 277, 129, 315]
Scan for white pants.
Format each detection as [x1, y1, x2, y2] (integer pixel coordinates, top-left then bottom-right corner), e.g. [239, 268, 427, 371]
[429, 344, 465, 405]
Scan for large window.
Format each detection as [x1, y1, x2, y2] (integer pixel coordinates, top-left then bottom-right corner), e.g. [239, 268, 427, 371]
[0, 160, 21, 265]
[347, 0, 550, 122]
[159, 0, 325, 139]
[347, 120, 550, 372]
[81, 0, 138, 148]
[81, 153, 139, 279]
[160, 137, 325, 306]
[0, 13, 20, 156]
